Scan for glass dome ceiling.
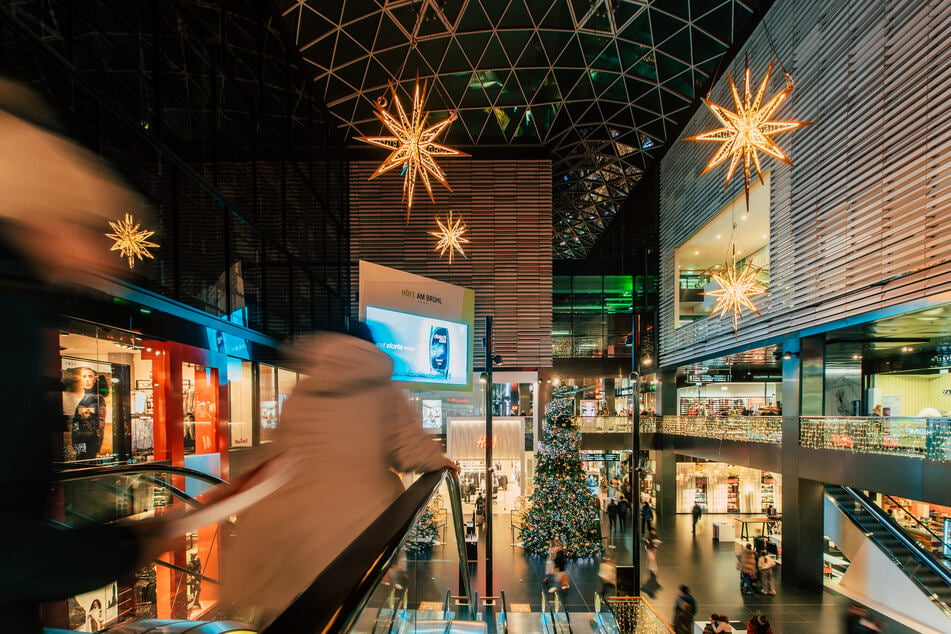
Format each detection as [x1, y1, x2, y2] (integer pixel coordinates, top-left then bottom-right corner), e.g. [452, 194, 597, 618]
[279, 0, 768, 258]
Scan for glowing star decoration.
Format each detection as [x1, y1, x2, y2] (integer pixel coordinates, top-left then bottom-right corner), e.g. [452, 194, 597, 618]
[686, 60, 811, 193]
[356, 81, 469, 222]
[105, 212, 159, 269]
[702, 258, 766, 333]
[428, 210, 469, 265]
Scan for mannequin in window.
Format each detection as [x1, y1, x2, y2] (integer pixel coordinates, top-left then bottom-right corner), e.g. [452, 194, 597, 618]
[70, 367, 104, 460]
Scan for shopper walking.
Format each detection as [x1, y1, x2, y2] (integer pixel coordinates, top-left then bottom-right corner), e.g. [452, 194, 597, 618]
[757, 549, 777, 594]
[640, 501, 654, 532]
[606, 498, 619, 532]
[617, 496, 631, 531]
[672, 585, 697, 634]
[0, 79, 191, 633]
[598, 556, 617, 598]
[222, 324, 457, 627]
[644, 528, 662, 580]
[692, 502, 703, 534]
[736, 543, 758, 594]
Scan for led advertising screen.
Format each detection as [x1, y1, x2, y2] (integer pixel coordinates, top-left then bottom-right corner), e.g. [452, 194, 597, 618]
[365, 306, 470, 386]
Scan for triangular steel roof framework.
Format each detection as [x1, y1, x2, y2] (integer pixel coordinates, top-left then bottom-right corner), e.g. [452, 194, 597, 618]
[280, 0, 767, 258]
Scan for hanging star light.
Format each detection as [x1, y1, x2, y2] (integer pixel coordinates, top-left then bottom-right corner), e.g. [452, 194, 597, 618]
[686, 60, 810, 194]
[356, 81, 469, 222]
[702, 257, 766, 333]
[105, 212, 159, 269]
[428, 210, 469, 265]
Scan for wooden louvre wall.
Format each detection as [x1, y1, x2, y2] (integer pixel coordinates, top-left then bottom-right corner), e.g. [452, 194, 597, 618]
[658, 0, 951, 367]
[349, 158, 553, 369]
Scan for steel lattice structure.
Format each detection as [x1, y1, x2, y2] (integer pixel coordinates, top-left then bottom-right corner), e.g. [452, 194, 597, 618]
[280, 0, 767, 258]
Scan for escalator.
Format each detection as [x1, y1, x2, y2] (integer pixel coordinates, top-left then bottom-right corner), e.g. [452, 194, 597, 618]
[41, 464, 640, 633]
[824, 484, 951, 628]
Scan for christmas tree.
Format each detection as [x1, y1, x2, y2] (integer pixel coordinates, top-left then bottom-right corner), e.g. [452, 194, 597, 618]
[404, 496, 443, 554]
[521, 385, 602, 558]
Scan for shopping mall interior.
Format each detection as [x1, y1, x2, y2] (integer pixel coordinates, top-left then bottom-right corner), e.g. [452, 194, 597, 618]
[2, 0, 950, 632]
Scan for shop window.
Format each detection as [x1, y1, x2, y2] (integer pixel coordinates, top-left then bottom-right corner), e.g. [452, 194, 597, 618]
[259, 364, 277, 443]
[59, 325, 155, 465]
[674, 174, 771, 328]
[227, 358, 252, 448]
[182, 363, 218, 456]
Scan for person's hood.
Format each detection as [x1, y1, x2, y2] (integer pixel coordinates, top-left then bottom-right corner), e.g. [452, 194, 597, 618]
[284, 332, 393, 393]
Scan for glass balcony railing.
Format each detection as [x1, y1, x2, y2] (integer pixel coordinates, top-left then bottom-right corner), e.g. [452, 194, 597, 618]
[656, 416, 782, 444]
[575, 416, 661, 434]
[576, 416, 633, 433]
[800, 416, 951, 461]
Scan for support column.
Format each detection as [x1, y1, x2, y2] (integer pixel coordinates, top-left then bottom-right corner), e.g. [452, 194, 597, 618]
[781, 477, 825, 591]
[780, 336, 824, 591]
[657, 367, 678, 416]
[652, 450, 677, 523]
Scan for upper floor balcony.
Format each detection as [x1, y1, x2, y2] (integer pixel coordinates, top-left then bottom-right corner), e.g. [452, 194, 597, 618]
[620, 415, 951, 463]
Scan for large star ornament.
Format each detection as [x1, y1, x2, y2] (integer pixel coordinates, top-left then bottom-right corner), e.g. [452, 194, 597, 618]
[686, 60, 810, 192]
[429, 210, 469, 265]
[105, 212, 159, 269]
[356, 81, 469, 222]
[703, 259, 766, 333]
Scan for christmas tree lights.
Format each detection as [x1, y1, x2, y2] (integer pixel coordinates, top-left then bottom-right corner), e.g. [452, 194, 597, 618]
[520, 385, 602, 558]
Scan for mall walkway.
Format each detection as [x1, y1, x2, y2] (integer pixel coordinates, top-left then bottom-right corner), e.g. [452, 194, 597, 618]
[439, 510, 921, 633]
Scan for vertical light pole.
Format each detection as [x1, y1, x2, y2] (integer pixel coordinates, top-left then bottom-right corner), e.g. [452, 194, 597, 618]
[631, 310, 642, 597]
[483, 316, 494, 597]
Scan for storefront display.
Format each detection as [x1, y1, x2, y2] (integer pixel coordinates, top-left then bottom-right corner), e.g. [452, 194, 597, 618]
[676, 460, 783, 514]
[726, 472, 740, 512]
[761, 472, 777, 512]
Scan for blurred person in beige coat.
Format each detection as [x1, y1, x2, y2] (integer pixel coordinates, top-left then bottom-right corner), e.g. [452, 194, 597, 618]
[222, 325, 456, 626]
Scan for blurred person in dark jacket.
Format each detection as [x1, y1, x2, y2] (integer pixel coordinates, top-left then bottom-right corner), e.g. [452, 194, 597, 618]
[0, 78, 176, 632]
[222, 325, 457, 626]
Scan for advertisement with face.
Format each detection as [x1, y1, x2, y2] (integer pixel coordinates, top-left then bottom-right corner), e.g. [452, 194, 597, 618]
[365, 306, 469, 386]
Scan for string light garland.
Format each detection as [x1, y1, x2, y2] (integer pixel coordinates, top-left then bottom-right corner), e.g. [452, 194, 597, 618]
[702, 252, 767, 333]
[105, 212, 159, 269]
[429, 210, 469, 265]
[356, 80, 469, 222]
[686, 60, 810, 197]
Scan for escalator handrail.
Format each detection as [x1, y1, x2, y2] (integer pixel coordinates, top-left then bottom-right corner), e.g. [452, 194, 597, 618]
[883, 494, 951, 557]
[263, 468, 472, 633]
[50, 462, 229, 487]
[831, 486, 951, 610]
[843, 486, 951, 587]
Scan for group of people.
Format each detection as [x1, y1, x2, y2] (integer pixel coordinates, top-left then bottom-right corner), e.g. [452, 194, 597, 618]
[673, 586, 774, 634]
[735, 542, 778, 595]
[700, 613, 774, 634]
[605, 496, 632, 531]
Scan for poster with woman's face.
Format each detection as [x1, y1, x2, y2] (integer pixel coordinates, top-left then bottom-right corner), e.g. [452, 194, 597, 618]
[62, 359, 113, 461]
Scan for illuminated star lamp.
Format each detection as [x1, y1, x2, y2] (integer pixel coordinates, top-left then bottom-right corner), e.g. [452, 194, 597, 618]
[105, 212, 159, 269]
[356, 81, 469, 222]
[702, 257, 767, 333]
[686, 60, 811, 194]
[428, 210, 469, 265]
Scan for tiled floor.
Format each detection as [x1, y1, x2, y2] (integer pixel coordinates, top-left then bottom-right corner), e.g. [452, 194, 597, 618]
[403, 510, 922, 632]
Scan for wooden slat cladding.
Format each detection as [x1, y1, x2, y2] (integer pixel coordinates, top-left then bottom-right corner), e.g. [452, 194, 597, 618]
[658, 0, 951, 367]
[349, 158, 553, 369]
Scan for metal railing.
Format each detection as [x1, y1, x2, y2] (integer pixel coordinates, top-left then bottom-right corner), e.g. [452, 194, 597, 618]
[800, 416, 951, 461]
[656, 416, 782, 444]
